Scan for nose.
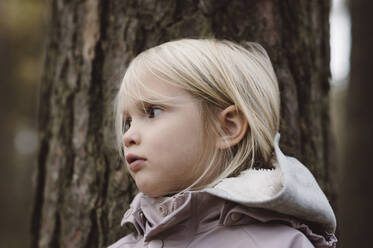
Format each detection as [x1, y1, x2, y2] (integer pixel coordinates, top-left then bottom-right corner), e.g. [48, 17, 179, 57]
[123, 125, 141, 147]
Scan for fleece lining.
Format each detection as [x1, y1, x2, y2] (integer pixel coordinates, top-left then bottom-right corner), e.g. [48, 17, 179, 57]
[204, 133, 336, 233]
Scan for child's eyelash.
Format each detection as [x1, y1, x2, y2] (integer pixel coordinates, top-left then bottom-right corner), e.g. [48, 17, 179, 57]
[123, 117, 131, 133]
[144, 105, 162, 118]
[122, 105, 163, 133]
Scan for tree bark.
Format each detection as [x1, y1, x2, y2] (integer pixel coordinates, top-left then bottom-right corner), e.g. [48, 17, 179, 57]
[31, 0, 335, 247]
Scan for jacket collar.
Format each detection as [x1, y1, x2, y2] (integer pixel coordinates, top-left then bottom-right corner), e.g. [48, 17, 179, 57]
[121, 191, 220, 240]
[121, 191, 337, 247]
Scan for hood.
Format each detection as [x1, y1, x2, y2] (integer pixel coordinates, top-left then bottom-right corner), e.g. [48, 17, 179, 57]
[204, 133, 337, 233]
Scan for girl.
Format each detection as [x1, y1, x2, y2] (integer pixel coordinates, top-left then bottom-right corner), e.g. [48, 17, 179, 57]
[110, 39, 337, 248]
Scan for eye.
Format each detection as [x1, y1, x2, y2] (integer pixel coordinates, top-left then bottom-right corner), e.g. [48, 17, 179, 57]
[123, 117, 131, 133]
[145, 106, 162, 118]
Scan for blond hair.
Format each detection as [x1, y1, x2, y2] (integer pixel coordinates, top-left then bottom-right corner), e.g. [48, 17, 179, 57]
[114, 38, 280, 191]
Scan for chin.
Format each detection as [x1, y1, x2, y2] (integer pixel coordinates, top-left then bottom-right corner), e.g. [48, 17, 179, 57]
[139, 185, 184, 198]
[135, 180, 165, 197]
[139, 187, 165, 197]
[133, 174, 180, 197]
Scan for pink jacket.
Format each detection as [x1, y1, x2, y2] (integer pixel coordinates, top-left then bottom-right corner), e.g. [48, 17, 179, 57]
[109, 134, 337, 248]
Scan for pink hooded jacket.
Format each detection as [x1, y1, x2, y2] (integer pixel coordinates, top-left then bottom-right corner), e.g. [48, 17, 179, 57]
[109, 134, 337, 248]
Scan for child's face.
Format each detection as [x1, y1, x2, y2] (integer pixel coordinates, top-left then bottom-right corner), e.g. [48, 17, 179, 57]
[121, 70, 210, 196]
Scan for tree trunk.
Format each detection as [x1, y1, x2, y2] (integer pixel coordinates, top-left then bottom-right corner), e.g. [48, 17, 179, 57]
[31, 0, 335, 247]
[339, 0, 373, 247]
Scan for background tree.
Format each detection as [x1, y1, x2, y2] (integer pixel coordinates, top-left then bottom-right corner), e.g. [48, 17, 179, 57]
[31, 0, 336, 247]
[339, 0, 373, 247]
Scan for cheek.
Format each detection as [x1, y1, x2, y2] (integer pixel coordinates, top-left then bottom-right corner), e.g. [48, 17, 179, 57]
[149, 119, 204, 162]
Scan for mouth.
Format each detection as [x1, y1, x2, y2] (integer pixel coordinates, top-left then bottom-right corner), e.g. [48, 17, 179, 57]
[125, 154, 147, 172]
[126, 154, 146, 164]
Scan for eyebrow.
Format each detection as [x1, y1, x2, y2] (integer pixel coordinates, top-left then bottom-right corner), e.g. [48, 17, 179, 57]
[121, 93, 185, 116]
[122, 99, 161, 117]
[122, 100, 144, 116]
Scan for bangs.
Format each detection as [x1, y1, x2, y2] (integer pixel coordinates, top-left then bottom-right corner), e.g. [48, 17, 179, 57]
[119, 56, 185, 113]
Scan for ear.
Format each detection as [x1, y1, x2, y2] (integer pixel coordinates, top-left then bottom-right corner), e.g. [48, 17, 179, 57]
[216, 105, 248, 149]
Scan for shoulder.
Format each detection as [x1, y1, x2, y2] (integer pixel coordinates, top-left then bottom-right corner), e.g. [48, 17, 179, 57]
[241, 223, 314, 248]
[188, 223, 314, 248]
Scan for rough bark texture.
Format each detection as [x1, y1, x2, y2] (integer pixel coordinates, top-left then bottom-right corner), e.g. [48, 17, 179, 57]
[31, 0, 335, 247]
[338, 0, 373, 247]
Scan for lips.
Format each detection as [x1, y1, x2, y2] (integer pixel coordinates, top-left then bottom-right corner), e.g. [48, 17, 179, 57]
[125, 153, 146, 172]
[126, 154, 146, 164]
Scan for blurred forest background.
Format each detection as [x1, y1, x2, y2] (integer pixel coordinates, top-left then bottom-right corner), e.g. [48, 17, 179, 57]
[0, 0, 350, 247]
[0, 0, 46, 247]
